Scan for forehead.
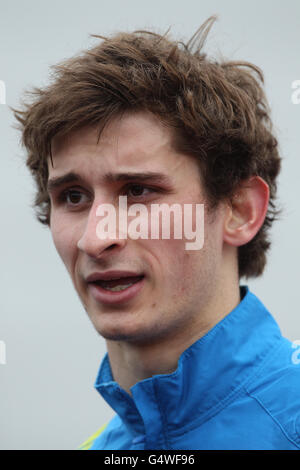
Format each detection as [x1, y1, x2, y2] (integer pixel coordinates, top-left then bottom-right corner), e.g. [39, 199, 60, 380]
[49, 111, 201, 187]
[51, 112, 171, 166]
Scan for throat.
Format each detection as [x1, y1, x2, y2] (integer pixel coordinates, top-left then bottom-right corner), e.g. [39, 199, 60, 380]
[106, 339, 180, 395]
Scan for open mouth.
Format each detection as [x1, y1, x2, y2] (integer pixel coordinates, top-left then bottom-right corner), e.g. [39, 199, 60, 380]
[86, 270, 146, 305]
[92, 275, 144, 292]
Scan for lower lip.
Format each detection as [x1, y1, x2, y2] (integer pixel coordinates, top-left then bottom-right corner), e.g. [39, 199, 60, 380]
[88, 277, 145, 305]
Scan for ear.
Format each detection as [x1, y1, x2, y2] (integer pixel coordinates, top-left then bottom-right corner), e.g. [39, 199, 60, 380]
[223, 176, 269, 247]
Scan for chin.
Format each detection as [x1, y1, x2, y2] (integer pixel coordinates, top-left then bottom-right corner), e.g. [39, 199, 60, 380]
[92, 319, 159, 345]
[92, 317, 137, 339]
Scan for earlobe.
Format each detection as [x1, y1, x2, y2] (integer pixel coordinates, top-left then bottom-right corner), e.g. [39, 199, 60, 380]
[223, 176, 270, 247]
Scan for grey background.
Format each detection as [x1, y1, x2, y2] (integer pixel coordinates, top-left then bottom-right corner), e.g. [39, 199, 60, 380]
[1, 0, 299, 450]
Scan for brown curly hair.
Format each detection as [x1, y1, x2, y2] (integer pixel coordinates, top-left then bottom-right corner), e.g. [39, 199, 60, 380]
[12, 15, 281, 279]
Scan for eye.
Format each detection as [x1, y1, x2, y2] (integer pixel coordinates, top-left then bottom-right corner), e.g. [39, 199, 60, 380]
[125, 184, 155, 199]
[59, 188, 89, 206]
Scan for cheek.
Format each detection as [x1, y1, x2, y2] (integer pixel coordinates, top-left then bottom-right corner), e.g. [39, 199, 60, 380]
[50, 215, 78, 274]
[156, 237, 196, 288]
[163, 234, 217, 297]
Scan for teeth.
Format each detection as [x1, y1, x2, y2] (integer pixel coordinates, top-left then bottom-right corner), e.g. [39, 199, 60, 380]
[102, 283, 134, 292]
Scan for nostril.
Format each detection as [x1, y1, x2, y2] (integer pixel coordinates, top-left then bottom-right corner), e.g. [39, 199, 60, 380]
[106, 244, 118, 251]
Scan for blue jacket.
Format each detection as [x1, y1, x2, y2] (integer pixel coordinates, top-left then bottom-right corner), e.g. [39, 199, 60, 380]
[79, 286, 300, 450]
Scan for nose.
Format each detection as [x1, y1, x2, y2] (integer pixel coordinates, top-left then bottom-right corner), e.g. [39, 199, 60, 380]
[77, 199, 127, 258]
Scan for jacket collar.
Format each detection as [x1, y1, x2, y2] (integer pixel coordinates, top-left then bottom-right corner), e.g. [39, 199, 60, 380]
[94, 286, 282, 442]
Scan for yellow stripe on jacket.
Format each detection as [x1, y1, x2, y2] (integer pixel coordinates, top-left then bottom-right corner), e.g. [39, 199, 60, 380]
[77, 423, 108, 450]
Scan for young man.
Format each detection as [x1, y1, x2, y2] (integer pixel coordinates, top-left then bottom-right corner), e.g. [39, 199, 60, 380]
[13, 17, 300, 450]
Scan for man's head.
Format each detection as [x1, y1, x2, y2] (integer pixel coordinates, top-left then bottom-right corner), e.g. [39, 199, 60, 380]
[44, 109, 269, 348]
[46, 111, 233, 344]
[13, 15, 281, 282]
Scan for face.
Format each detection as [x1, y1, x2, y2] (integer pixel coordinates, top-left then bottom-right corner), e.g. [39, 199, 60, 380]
[48, 111, 227, 347]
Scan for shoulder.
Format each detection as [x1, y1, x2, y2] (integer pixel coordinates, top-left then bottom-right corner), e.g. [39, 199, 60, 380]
[245, 336, 300, 449]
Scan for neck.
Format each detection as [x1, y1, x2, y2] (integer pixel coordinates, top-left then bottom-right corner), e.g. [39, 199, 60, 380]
[106, 275, 241, 395]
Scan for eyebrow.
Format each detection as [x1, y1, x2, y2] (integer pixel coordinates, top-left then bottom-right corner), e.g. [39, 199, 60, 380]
[47, 171, 173, 194]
